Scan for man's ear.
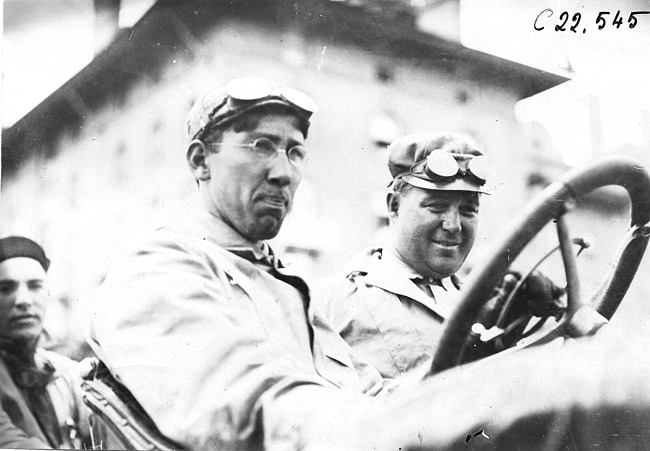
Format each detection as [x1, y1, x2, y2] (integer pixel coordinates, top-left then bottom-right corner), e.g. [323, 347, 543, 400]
[386, 191, 400, 218]
[187, 139, 211, 182]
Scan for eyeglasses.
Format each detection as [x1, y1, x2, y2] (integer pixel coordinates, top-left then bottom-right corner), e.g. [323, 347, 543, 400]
[207, 137, 309, 167]
[226, 77, 318, 116]
[412, 149, 495, 185]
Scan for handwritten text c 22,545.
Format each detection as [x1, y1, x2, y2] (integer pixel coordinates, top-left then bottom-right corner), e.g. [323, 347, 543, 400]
[534, 9, 649, 33]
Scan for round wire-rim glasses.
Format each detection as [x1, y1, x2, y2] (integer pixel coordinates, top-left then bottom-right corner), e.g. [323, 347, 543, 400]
[206, 137, 309, 167]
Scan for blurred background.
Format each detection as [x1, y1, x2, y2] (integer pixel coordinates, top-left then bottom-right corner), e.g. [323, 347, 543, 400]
[2, 0, 649, 358]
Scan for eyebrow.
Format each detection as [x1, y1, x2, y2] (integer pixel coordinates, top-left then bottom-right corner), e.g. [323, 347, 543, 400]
[421, 198, 449, 205]
[256, 132, 304, 147]
[0, 278, 44, 284]
[420, 194, 480, 206]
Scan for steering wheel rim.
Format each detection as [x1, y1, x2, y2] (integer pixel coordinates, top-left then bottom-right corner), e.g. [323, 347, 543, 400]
[430, 156, 650, 375]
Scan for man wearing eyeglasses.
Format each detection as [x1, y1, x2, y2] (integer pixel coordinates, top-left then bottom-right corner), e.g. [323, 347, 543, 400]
[314, 133, 564, 378]
[87, 78, 650, 450]
[88, 76, 393, 450]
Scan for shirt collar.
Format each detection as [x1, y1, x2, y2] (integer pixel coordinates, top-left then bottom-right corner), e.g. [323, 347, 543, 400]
[381, 247, 452, 290]
[226, 242, 271, 261]
[380, 248, 422, 279]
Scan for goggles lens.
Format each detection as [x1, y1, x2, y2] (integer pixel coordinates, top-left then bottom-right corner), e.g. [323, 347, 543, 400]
[426, 150, 460, 178]
[280, 86, 319, 114]
[225, 77, 318, 114]
[226, 77, 273, 100]
[467, 155, 495, 183]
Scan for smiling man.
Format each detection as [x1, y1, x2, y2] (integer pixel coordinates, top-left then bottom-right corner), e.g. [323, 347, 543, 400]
[315, 132, 563, 377]
[0, 236, 89, 449]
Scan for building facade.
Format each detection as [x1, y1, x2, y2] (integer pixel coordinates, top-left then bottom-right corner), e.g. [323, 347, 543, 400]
[4, 0, 646, 346]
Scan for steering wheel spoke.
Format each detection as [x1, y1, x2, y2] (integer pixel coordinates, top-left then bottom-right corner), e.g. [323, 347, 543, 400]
[555, 215, 584, 314]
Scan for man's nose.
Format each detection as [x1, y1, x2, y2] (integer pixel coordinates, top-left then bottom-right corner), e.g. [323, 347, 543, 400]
[14, 285, 35, 310]
[267, 152, 298, 187]
[441, 209, 462, 233]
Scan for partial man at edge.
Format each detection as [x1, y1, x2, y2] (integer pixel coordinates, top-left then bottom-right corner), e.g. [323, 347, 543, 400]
[313, 133, 564, 378]
[0, 236, 91, 449]
[86, 76, 650, 450]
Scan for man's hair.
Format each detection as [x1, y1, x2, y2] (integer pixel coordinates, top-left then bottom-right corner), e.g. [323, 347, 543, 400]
[391, 177, 415, 196]
[203, 105, 309, 145]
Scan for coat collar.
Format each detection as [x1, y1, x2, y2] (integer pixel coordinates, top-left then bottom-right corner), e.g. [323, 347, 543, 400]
[175, 208, 306, 303]
[345, 248, 459, 318]
[183, 208, 268, 260]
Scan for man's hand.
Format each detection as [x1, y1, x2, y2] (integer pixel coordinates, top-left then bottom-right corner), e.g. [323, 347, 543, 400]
[506, 270, 566, 319]
[461, 270, 565, 364]
[473, 272, 520, 330]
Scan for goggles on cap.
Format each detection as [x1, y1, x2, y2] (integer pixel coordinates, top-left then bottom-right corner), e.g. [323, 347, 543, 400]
[192, 77, 318, 142]
[225, 76, 318, 115]
[410, 149, 495, 187]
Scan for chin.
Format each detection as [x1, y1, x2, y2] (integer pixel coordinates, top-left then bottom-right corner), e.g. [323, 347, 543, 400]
[428, 261, 462, 279]
[9, 330, 42, 346]
[251, 216, 284, 240]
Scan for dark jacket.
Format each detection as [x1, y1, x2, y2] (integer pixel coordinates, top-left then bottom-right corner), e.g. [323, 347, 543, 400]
[0, 347, 90, 449]
[0, 403, 49, 449]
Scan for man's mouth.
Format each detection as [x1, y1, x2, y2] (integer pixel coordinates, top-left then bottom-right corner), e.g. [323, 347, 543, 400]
[10, 314, 40, 325]
[257, 193, 289, 208]
[433, 240, 461, 248]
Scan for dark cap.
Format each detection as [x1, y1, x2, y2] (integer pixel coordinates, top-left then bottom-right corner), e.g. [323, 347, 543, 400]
[387, 132, 495, 194]
[0, 236, 50, 271]
[186, 77, 317, 144]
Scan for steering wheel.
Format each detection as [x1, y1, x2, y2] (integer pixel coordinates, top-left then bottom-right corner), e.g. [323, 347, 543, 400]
[430, 156, 650, 375]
